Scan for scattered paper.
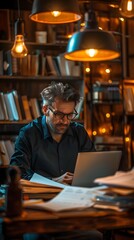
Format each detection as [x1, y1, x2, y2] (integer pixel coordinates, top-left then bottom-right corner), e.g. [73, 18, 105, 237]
[24, 185, 106, 212]
[30, 173, 65, 189]
[94, 168, 134, 189]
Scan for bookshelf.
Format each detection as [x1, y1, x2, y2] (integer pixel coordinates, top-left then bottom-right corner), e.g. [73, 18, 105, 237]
[0, 2, 134, 171]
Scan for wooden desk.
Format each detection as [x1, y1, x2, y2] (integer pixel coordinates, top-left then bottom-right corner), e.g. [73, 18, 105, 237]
[0, 207, 134, 239]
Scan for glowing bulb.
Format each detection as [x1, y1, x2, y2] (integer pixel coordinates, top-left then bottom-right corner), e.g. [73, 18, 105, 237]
[11, 35, 28, 58]
[93, 131, 97, 136]
[51, 11, 61, 17]
[85, 67, 90, 73]
[85, 49, 98, 57]
[105, 68, 111, 74]
[127, 0, 133, 10]
[125, 137, 130, 142]
[119, 0, 134, 18]
[106, 113, 110, 118]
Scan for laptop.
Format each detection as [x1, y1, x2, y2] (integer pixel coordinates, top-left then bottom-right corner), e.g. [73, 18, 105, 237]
[72, 151, 122, 188]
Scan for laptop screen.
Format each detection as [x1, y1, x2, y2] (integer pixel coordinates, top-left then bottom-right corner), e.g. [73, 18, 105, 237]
[72, 151, 122, 188]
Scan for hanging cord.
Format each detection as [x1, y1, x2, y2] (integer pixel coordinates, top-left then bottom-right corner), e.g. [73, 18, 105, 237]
[17, 0, 21, 18]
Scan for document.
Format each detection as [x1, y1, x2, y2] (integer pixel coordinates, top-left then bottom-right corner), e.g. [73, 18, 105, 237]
[24, 185, 106, 212]
[94, 168, 134, 189]
[30, 173, 65, 189]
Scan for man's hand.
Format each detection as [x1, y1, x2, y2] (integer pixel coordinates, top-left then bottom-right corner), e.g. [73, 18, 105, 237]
[53, 172, 74, 185]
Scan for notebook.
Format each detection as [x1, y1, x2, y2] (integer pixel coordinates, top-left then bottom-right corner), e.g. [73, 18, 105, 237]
[72, 151, 122, 188]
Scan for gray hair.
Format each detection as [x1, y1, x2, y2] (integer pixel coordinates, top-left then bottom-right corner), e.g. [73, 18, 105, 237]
[40, 82, 81, 106]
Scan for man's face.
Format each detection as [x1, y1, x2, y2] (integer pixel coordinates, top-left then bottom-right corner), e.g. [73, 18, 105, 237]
[46, 98, 76, 135]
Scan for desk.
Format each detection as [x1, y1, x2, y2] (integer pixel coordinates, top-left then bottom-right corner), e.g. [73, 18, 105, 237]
[0, 207, 134, 240]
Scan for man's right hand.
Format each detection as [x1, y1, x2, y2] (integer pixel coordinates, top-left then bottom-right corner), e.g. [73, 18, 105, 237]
[52, 172, 74, 185]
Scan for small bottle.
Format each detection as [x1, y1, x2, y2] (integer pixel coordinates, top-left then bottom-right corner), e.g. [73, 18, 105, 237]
[5, 166, 23, 217]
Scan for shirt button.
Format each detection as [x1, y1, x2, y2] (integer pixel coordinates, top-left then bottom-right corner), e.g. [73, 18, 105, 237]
[61, 169, 63, 173]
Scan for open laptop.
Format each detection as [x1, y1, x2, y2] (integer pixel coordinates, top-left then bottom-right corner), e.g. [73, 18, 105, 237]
[72, 151, 122, 188]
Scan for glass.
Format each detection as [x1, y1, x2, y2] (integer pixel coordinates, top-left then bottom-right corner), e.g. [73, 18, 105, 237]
[49, 107, 78, 120]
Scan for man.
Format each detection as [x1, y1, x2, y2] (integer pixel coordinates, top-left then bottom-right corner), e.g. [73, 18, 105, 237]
[10, 82, 95, 184]
[10, 82, 103, 240]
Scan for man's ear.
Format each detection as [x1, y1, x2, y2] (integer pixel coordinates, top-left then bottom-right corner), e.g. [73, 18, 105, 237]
[42, 105, 49, 116]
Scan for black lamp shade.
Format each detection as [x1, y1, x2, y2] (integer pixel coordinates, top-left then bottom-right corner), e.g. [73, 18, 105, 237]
[30, 0, 81, 24]
[65, 28, 120, 61]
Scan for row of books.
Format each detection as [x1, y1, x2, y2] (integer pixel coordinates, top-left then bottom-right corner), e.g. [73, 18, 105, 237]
[87, 83, 121, 102]
[0, 90, 42, 121]
[0, 139, 14, 165]
[0, 50, 82, 77]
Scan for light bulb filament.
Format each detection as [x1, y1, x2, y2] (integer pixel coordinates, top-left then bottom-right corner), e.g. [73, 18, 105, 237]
[51, 11, 61, 17]
[85, 49, 98, 57]
[127, 0, 132, 11]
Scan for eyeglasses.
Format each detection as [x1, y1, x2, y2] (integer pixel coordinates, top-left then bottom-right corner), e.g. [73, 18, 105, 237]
[49, 107, 78, 120]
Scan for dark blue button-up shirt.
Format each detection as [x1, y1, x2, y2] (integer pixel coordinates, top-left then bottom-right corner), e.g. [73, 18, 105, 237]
[10, 116, 95, 180]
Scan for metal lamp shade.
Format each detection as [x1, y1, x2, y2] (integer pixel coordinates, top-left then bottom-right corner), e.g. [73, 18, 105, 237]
[65, 29, 120, 61]
[30, 0, 81, 24]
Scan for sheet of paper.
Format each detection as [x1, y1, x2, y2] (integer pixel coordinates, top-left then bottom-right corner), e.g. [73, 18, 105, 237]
[30, 173, 65, 189]
[24, 185, 106, 212]
[94, 168, 134, 189]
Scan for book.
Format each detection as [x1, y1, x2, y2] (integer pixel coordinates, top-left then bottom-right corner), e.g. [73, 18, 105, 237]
[0, 140, 10, 165]
[28, 54, 39, 76]
[4, 140, 14, 160]
[12, 90, 23, 120]
[0, 92, 9, 120]
[0, 50, 3, 75]
[21, 95, 32, 120]
[124, 87, 134, 112]
[56, 53, 67, 76]
[3, 91, 19, 120]
[3, 50, 12, 75]
[46, 55, 58, 76]
[29, 98, 41, 119]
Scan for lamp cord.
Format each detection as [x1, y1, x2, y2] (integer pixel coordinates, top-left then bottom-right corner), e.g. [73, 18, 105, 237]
[17, 0, 21, 18]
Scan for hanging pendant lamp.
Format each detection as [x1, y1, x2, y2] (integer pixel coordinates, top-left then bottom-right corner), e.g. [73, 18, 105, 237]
[64, 9, 120, 62]
[11, 0, 28, 58]
[30, 0, 81, 24]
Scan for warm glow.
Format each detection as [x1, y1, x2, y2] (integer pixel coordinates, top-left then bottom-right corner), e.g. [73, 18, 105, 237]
[106, 113, 110, 118]
[99, 127, 107, 134]
[119, 17, 124, 21]
[127, 0, 133, 11]
[81, 22, 85, 27]
[67, 34, 72, 39]
[85, 49, 98, 57]
[11, 35, 28, 58]
[85, 67, 90, 73]
[125, 137, 130, 142]
[101, 128, 106, 134]
[93, 131, 97, 136]
[105, 68, 111, 74]
[51, 11, 61, 17]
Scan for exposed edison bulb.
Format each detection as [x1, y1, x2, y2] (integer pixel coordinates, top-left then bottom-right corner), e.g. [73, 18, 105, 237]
[11, 35, 28, 58]
[51, 11, 61, 17]
[85, 49, 98, 57]
[119, 0, 134, 18]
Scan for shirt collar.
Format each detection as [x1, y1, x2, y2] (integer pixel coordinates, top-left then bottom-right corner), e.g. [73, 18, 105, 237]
[42, 115, 51, 139]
